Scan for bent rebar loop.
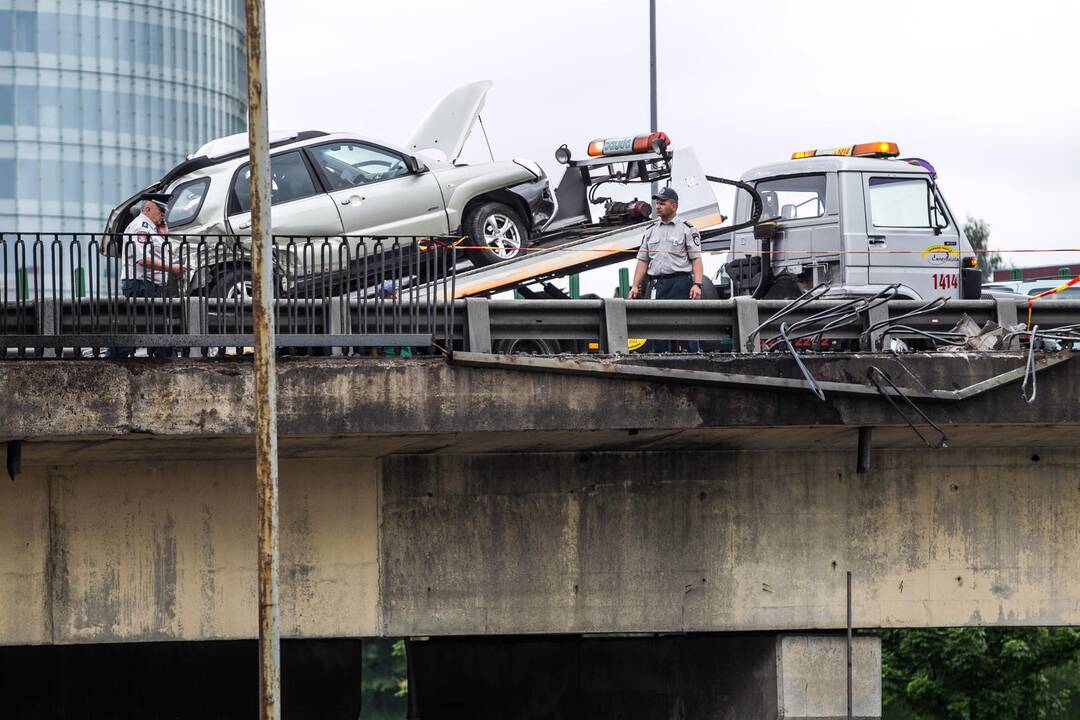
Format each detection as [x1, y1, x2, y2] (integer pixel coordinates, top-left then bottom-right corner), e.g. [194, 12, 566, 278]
[763, 284, 902, 349]
[867, 366, 948, 449]
[778, 321, 826, 402]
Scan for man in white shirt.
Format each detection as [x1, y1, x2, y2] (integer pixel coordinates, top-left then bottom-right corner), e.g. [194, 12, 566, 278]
[114, 193, 186, 358]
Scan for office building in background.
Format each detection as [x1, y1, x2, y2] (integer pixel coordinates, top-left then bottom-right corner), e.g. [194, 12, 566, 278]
[0, 0, 247, 232]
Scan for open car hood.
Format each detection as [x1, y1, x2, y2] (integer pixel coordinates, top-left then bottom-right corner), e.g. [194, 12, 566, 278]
[405, 80, 492, 163]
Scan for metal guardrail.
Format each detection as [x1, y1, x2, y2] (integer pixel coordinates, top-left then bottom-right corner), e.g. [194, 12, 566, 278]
[454, 297, 1080, 354]
[3, 231, 1079, 359]
[0, 233, 456, 357]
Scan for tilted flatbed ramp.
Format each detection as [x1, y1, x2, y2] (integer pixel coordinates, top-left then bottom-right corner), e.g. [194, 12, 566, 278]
[445, 148, 728, 298]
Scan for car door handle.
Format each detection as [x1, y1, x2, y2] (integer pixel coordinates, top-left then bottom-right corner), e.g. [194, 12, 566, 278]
[868, 235, 886, 244]
[238, 221, 251, 230]
[341, 196, 363, 206]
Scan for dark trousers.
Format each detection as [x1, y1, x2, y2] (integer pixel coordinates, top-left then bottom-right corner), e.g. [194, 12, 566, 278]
[650, 274, 700, 353]
[109, 279, 176, 359]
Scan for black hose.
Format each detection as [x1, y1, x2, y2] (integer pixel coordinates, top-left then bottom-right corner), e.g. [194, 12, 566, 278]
[700, 175, 769, 296]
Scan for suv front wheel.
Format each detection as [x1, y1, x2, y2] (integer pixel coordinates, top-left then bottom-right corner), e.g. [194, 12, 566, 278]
[463, 201, 529, 267]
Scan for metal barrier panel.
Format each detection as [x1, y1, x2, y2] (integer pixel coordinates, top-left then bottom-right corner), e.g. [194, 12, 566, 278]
[0, 233, 457, 357]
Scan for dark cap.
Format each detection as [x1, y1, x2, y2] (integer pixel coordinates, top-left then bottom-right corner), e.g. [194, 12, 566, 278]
[651, 186, 679, 203]
[139, 192, 171, 210]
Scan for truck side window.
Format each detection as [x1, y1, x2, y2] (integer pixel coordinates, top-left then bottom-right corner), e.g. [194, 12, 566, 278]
[754, 175, 826, 221]
[868, 177, 933, 228]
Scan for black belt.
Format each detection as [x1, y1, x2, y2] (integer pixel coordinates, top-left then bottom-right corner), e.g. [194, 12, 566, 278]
[648, 272, 692, 280]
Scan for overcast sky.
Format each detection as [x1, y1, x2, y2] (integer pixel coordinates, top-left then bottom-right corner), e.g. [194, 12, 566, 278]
[265, 0, 1080, 291]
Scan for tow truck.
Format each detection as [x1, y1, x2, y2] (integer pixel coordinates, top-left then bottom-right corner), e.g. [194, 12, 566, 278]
[723, 141, 982, 301]
[440, 136, 981, 352]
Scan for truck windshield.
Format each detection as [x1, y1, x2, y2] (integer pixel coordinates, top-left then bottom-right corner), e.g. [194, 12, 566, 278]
[754, 175, 825, 222]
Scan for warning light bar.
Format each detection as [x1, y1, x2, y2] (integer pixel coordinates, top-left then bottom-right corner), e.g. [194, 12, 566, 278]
[587, 132, 670, 158]
[791, 141, 900, 160]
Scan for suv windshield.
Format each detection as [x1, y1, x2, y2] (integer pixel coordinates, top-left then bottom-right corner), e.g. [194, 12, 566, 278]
[167, 177, 210, 227]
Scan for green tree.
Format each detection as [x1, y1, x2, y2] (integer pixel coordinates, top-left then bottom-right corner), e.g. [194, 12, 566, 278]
[962, 216, 1003, 282]
[361, 638, 408, 719]
[881, 627, 1080, 720]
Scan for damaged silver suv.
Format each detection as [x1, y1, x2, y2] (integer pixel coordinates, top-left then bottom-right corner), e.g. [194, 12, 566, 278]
[103, 81, 555, 293]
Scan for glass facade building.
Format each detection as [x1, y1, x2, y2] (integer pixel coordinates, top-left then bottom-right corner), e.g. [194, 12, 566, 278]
[0, 0, 247, 232]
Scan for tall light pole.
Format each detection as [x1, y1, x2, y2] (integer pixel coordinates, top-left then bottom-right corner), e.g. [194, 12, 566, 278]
[243, 0, 280, 718]
[649, 0, 658, 198]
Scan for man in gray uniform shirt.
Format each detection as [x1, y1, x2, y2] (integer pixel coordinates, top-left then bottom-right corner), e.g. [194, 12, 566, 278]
[628, 186, 703, 351]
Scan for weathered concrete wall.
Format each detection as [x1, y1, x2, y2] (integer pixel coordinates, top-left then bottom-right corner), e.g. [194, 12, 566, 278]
[0, 355, 1077, 443]
[381, 449, 1080, 636]
[4, 444, 1077, 645]
[0, 458, 378, 645]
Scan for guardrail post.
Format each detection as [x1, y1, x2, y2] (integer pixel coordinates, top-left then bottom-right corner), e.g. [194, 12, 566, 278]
[861, 303, 889, 352]
[601, 298, 628, 354]
[733, 296, 761, 354]
[38, 298, 57, 358]
[328, 297, 345, 356]
[183, 298, 207, 358]
[465, 298, 491, 353]
[995, 297, 1021, 349]
[994, 297, 1019, 329]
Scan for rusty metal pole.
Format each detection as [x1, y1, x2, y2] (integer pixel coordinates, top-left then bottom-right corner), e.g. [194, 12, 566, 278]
[244, 1, 280, 718]
[648, 0, 658, 200]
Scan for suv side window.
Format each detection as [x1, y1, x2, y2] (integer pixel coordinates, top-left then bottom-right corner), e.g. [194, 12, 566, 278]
[754, 174, 826, 221]
[229, 150, 318, 215]
[868, 177, 933, 228]
[309, 142, 410, 192]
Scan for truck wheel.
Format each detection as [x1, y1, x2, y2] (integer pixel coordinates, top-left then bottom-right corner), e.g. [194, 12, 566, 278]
[494, 338, 561, 355]
[463, 202, 529, 267]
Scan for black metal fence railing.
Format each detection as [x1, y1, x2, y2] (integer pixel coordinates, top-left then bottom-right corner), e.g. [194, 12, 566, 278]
[0, 233, 457, 358]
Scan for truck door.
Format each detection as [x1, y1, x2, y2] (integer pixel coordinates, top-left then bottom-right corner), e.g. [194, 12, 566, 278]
[756, 174, 838, 283]
[862, 173, 961, 298]
[306, 141, 448, 239]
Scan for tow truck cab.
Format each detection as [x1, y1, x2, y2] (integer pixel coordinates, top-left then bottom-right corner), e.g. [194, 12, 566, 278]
[726, 142, 982, 300]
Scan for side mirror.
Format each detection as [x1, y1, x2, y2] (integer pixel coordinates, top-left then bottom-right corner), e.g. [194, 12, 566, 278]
[407, 155, 427, 173]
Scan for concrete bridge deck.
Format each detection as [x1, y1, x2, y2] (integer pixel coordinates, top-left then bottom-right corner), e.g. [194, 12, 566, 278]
[0, 352, 1076, 452]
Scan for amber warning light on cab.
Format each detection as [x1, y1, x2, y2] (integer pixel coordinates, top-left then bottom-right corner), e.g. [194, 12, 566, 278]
[791, 142, 900, 160]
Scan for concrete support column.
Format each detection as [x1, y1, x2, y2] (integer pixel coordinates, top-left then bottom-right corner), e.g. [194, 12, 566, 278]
[776, 635, 881, 719]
